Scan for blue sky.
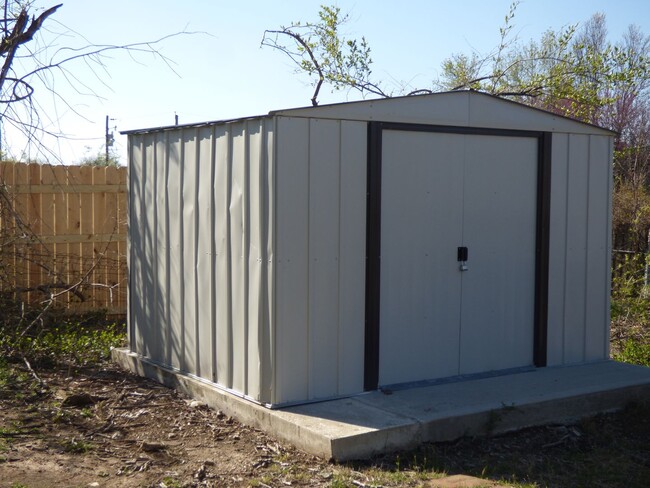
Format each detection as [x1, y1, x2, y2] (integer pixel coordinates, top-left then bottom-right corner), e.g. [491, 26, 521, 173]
[15, 0, 650, 163]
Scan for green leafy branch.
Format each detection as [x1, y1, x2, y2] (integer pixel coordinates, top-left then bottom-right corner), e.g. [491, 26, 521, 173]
[261, 5, 389, 106]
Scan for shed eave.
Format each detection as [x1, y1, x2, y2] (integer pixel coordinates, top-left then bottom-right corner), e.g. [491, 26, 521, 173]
[120, 114, 271, 136]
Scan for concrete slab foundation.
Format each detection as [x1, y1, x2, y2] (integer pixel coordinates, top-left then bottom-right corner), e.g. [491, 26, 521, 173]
[112, 348, 650, 461]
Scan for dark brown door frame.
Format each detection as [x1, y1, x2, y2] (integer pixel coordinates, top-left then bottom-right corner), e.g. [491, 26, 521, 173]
[364, 121, 552, 391]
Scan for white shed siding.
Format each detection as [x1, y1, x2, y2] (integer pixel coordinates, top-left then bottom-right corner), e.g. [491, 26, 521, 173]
[546, 133, 569, 366]
[337, 121, 367, 396]
[197, 127, 215, 380]
[167, 133, 183, 371]
[246, 122, 268, 399]
[230, 124, 247, 393]
[151, 134, 165, 365]
[128, 138, 142, 355]
[128, 119, 274, 403]
[126, 91, 614, 408]
[181, 132, 197, 374]
[273, 117, 310, 404]
[214, 124, 232, 386]
[585, 136, 612, 361]
[308, 119, 341, 398]
[273, 117, 367, 405]
[564, 134, 590, 363]
[546, 133, 612, 366]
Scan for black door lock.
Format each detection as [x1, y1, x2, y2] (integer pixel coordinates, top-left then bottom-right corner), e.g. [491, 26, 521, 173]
[457, 246, 468, 262]
[457, 246, 468, 271]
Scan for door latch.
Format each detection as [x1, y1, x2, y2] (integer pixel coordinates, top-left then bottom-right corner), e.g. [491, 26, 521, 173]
[457, 246, 468, 271]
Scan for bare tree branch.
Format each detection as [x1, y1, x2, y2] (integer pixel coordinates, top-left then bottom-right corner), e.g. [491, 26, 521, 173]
[0, 4, 61, 98]
[263, 28, 324, 106]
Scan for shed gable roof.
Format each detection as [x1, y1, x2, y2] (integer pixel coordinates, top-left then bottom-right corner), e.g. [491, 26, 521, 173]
[122, 90, 615, 136]
[271, 90, 615, 136]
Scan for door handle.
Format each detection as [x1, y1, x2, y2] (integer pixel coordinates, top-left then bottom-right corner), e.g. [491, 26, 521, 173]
[457, 246, 468, 271]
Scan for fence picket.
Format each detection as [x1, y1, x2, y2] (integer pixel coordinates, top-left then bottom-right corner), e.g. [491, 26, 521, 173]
[1, 162, 127, 316]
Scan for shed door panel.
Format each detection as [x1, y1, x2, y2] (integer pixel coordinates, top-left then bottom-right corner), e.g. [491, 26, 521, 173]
[379, 130, 537, 387]
[379, 131, 464, 385]
[459, 135, 537, 374]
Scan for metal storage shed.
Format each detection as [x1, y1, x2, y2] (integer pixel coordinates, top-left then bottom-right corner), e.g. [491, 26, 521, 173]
[123, 90, 614, 408]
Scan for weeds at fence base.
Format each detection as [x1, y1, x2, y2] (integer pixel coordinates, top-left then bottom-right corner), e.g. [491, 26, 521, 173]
[0, 310, 126, 372]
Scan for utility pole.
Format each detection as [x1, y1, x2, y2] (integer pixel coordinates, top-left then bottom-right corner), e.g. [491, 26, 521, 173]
[105, 115, 115, 165]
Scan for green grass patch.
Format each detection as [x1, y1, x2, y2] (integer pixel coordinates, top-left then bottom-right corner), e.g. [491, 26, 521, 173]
[0, 358, 35, 399]
[160, 476, 182, 488]
[610, 255, 650, 367]
[0, 318, 126, 368]
[614, 337, 650, 367]
[60, 437, 93, 454]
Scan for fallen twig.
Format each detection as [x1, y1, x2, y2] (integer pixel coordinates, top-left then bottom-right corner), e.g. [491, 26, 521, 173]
[22, 356, 45, 387]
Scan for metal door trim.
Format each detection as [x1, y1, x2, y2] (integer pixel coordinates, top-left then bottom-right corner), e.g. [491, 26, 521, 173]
[364, 121, 551, 391]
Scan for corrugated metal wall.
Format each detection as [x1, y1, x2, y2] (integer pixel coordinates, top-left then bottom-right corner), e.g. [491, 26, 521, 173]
[273, 117, 367, 405]
[128, 118, 274, 403]
[547, 133, 612, 366]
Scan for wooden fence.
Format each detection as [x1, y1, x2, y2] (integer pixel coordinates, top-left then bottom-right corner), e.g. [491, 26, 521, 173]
[0, 162, 127, 315]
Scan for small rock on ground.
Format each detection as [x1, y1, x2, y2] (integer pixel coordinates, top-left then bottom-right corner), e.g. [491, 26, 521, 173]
[427, 474, 509, 487]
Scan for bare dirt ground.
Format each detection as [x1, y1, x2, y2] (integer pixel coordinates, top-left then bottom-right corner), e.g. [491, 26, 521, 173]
[0, 363, 330, 488]
[1, 361, 650, 488]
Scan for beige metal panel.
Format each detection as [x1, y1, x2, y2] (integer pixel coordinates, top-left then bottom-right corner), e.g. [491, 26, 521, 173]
[128, 136, 144, 356]
[546, 133, 570, 366]
[274, 117, 310, 404]
[247, 120, 264, 401]
[460, 135, 537, 374]
[467, 95, 612, 135]
[214, 125, 233, 388]
[584, 135, 611, 361]
[337, 121, 367, 395]
[167, 131, 183, 371]
[563, 134, 590, 364]
[128, 118, 275, 403]
[126, 143, 133, 351]
[262, 118, 275, 405]
[230, 122, 249, 394]
[141, 134, 156, 360]
[181, 131, 198, 375]
[273, 92, 469, 128]
[197, 127, 215, 379]
[379, 131, 465, 385]
[150, 134, 167, 365]
[307, 118, 341, 399]
[604, 137, 613, 359]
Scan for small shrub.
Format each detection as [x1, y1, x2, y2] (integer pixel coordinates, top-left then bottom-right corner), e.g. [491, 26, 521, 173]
[611, 254, 650, 364]
[614, 338, 650, 367]
[611, 255, 650, 324]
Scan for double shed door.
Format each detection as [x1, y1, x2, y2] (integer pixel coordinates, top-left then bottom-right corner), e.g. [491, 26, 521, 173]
[378, 129, 538, 386]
